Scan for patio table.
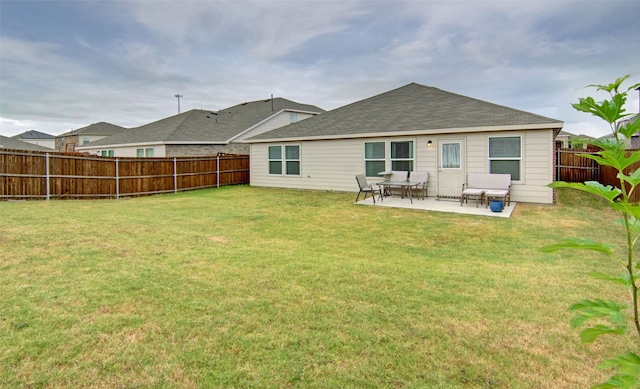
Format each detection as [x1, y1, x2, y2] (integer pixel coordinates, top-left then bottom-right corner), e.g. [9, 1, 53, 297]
[377, 180, 421, 204]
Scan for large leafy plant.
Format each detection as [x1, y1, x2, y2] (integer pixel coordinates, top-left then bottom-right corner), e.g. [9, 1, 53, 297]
[542, 75, 640, 388]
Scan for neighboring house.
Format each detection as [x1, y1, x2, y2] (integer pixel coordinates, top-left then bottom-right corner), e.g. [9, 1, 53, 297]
[76, 97, 324, 157]
[595, 114, 640, 148]
[56, 122, 126, 152]
[10, 130, 55, 149]
[555, 130, 593, 149]
[624, 114, 640, 148]
[0, 135, 54, 151]
[246, 82, 564, 204]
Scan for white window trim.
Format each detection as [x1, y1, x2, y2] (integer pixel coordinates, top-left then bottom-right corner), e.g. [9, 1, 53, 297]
[268, 144, 301, 176]
[363, 139, 416, 176]
[268, 145, 282, 175]
[488, 135, 523, 182]
[364, 141, 386, 177]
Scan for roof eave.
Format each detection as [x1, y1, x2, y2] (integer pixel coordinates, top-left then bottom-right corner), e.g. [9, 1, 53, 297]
[244, 122, 565, 143]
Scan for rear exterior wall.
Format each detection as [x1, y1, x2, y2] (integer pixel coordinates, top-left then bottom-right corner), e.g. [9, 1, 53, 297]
[249, 128, 555, 204]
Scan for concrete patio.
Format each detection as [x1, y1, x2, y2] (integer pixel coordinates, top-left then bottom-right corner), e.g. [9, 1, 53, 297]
[355, 195, 516, 218]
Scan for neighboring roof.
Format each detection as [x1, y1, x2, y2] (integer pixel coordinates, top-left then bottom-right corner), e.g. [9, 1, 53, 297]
[557, 130, 576, 137]
[79, 97, 324, 148]
[621, 113, 639, 127]
[0, 135, 54, 151]
[597, 114, 640, 140]
[247, 83, 564, 142]
[10, 130, 55, 140]
[557, 130, 593, 139]
[57, 122, 126, 137]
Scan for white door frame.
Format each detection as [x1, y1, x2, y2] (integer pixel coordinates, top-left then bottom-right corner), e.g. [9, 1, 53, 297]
[437, 139, 466, 198]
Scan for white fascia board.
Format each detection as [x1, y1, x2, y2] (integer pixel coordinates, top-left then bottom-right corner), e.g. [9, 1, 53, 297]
[165, 141, 228, 145]
[245, 122, 564, 143]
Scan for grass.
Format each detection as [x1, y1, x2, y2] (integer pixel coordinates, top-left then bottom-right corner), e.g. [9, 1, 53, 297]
[0, 185, 632, 388]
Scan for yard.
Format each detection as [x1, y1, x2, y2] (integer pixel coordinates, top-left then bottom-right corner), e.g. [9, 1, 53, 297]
[0, 185, 630, 388]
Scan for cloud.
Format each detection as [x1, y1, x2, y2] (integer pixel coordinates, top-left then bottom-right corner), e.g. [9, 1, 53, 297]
[122, 1, 366, 60]
[0, 0, 639, 138]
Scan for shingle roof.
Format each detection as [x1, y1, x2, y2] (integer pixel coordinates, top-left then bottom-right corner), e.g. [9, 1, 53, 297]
[11, 130, 55, 140]
[0, 135, 54, 151]
[57, 122, 126, 137]
[83, 97, 324, 147]
[248, 83, 563, 141]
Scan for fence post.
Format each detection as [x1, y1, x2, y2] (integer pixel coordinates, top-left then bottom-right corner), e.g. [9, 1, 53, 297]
[216, 155, 220, 188]
[45, 153, 50, 201]
[556, 148, 560, 181]
[173, 158, 178, 193]
[115, 158, 119, 199]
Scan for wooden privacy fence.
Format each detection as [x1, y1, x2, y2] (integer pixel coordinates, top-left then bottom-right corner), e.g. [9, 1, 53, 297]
[556, 147, 640, 203]
[556, 148, 599, 182]
[0, 149, 249, 200]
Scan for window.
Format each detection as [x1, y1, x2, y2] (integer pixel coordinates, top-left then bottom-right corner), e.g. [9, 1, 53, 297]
[268, 146, 282, 174]
[285, 145, 300, 175]
[101, 150, 114, 157]
[489, 136, 521, 181]
[391, 141, 414, 171]
[82, 136, 90, 145]
[363, 140, 415, 176]
[290, 113, 298, 123]
[268, 145, 301, 175]
[441, 142, 461, 169]
[364, 142, 386, 177]
[137, 148, 154, 157]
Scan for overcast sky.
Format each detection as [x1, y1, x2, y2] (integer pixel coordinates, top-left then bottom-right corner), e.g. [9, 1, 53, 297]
[1, 0, 638, 138]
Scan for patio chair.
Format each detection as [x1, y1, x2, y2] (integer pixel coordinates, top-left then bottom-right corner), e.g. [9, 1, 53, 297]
[409, 171, 429, 200]
[355, 174, 382, 204]
[385, 171, 409, 197]
[389, 170, 408, 181]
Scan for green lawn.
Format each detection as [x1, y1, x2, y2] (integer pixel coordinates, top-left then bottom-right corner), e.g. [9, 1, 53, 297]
[0, 185, 630, 388]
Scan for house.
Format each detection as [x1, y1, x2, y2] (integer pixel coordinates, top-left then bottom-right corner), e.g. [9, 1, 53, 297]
[245, 83, 564, 204]
[10, 130, 55, 149]
[0, 135, 54, 151]
[594, 114, 640, 149]
[555, 130, 594, 150]
[624, 114, 640, 148]
[76, 97, 325, 157]
[56, 122, 126, 152]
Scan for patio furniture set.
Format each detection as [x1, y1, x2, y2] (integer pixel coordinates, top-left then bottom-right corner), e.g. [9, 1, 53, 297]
[460, 173, 511, 209]
[355, 171, 428, 204]
[356, 171, 511, 210]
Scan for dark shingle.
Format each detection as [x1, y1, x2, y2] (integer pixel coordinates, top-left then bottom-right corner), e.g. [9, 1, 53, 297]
[0, 135, 53, 151]
[10, 130, 55, 140]
[84, 97, 324, 147]
[249, 83, 563, 141]
[57, 122, 126, 137]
